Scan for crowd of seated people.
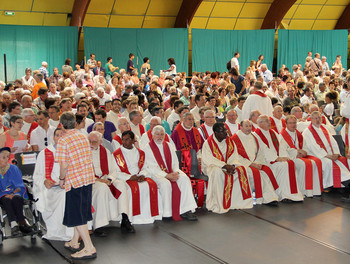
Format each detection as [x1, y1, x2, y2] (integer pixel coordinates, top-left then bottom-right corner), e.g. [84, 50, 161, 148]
[1, 51, 350, 259]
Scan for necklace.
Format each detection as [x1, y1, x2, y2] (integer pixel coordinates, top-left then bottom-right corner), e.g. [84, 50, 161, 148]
[0, 164, 10, 179]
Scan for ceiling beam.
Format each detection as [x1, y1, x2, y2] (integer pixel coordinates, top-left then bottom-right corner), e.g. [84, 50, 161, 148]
[335, 4, 350, 30]
[175, 0, 203, 28]
[261, 0, 296, 29]
[70, 0, 91, 27]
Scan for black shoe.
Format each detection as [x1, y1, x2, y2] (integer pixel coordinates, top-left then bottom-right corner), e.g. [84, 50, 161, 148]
[180, 211, 198, 221]
[265, 201, 278, 207]
[94, 228, 107, 237]
[162, 217, 173, 222]
[281, 198, 294, 203]
[11, 226, 21, 237]
[121, 218, 135, 233]
[19, 222, 33, 234]
[341, 196, 350, 203]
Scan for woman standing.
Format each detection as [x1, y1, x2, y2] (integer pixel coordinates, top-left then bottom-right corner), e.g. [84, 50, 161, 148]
[256, 55, 263, 74]
[62, 58, 73, 75]
[140, 57, 150, 75]
[105, 57, 119, 82]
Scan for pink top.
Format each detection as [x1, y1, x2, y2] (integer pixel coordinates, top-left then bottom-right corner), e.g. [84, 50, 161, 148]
[4, 131, 26, 163]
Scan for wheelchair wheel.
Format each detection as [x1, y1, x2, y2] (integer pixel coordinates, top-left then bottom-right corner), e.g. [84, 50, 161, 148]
[0, 231, 3, 246]
[31, 234, 36, 244]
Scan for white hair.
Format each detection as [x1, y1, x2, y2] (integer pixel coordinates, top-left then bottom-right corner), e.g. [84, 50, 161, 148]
[42, 61, 48, 66]
[150, 116, 161, 124]
[204, 109, 215, 117]
[151, 125, 165, 135]
[22, 108, 34, 117]
[92, 121, 104, 131]
[96, 87, 104, 93]
[88, 131, 102, 141]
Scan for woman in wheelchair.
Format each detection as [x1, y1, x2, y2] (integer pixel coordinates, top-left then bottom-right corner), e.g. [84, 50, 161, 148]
[0, 147, 33, 236]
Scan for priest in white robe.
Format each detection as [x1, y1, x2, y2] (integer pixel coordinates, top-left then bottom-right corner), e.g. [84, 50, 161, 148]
[254, 115, 304, 202]
[144, 125, 197, 221]
[232, 120, 279, 205]
[199, 110, 216, 140]
[303, 111, 350, 190]
[224, 109, 240, 137]
[241, 81, 273, 120]
[269, 106, 285, 134]
[140, 116, 175, 150]
[114, 130, 162, 224]
[33, 127, 74, 241]
[249, 110, 260, 132]
[202, 123, 253, 213]
[279, 115, 323, 197]
[89, 131, 135, 234]
[112, 117, 139, 150]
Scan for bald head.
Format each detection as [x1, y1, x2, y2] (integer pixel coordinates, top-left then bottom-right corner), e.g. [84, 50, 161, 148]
[272, 106, 283, 120]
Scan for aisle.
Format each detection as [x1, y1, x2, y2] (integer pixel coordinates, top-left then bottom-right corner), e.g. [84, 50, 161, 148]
[1, 192, 350, 264]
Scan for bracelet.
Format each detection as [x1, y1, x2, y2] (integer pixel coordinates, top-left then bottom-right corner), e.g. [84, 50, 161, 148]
[59, 178, 65, 181]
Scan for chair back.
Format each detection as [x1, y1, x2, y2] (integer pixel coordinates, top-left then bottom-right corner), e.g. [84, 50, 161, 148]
[333, 135, 345, 157]
[13, 151, 40, 177]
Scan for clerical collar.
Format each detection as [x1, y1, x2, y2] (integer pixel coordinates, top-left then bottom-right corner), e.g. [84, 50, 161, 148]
[121, 145, 135, 152]
[181, 123, 192, 131]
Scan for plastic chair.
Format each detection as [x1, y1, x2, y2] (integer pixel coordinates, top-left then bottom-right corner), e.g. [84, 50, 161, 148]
[333, 135, 345, 157]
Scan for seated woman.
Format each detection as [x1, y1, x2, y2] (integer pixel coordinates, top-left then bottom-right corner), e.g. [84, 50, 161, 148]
[0, 147, 33, 236]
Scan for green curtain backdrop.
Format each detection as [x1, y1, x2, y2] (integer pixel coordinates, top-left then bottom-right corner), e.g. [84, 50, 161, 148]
[0, 25, 78, 82]
[192, 29, 275, 73]
[84, 27, 188, 75]
[277, 29, 348, 71]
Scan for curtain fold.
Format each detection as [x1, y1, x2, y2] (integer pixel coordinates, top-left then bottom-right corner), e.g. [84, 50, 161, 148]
[192, 29, 275, 73]
[84, 27, 188, 75]
[0, 25, 78, 81]
[277, 30, 348, 71]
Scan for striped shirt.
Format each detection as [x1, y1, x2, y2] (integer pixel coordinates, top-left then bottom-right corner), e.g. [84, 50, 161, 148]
[55, 129, 95, 191]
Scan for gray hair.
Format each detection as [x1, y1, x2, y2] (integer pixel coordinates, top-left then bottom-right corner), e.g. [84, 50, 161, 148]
[310, 111, 321, 119]
[60, 112, 76, 129]
[35, 73, 44, 81]
[204, 109, 215, 118]
[129, 110, 139, 121]
[151, 125, 165, 136]
[22, 108, 34, 117]
[88, 131, 102, 142]
[257, 115, 269, 124]
[117, 117, 129, 127]
[227, 109, 237, 115]
[92, 121, 104, 131]
[291, 106, 302, 115]
[183, 112, 194, 119]
[150, 116, 161, 124]
[249, 110, 260, 120]
[21, 95, 33, 102]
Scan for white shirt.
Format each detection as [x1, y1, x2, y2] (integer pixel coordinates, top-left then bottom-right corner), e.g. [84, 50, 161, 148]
[49, 119, 60, 128]
[30, 125, 55, 151]
[97, 93, 112, 106]
[167, 111, 180, 131]
[300, 95, 313, 106]
[21, 121, 32, 135]
[230, 57, 239, 71]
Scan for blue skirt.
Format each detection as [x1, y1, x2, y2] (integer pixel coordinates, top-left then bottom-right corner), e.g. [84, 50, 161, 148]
[63, 184, 92, 227]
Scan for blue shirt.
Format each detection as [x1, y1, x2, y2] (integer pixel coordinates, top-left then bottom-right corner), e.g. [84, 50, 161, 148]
[146, 120, 171, 135]
[87, 121, 117, 142]
[231, 75, 246, 95]
[0, 165, 28, 199]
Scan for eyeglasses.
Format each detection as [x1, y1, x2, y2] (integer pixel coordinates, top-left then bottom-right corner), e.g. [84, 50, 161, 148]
[44, 137, 48, 146]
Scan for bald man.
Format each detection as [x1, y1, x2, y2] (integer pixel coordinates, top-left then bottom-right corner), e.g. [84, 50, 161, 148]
[269, 106, 286, 134]
[224, 109, 240, 137]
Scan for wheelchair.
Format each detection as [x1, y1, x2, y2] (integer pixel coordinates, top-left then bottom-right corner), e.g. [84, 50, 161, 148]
[0, 151, 46, 245]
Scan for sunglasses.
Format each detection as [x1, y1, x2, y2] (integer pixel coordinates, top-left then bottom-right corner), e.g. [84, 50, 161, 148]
[44, 137, 48, 146]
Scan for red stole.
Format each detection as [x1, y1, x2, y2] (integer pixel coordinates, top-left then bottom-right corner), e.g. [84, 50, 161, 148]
[308, 124, 350, 188]
[113, 134, 122, 145]
[113, 147, 158, 217]
[255, 128, 280, 154]
[280, 128, 323, 192]
[174, 123, 202, 150]
[149, 140, 182, 221]
[345, 118, 349, 155]
[3, 126, 9, 133]
[207, 135, 251, 209]
[27, 122, 38, 140]
[139, 124, 145, 136]
[44, 148, 56, 183]
[255, 128, 298, 194]
[307, 116, 326, 125]
[269, 117, 286, 134]
[253, 90, 267, 97]
[224, 122, 240, 137]
[200, 124, 210, 139]
[231, 134, 279, 198]
[95, 145, 122, 199]
[147, 129, 169, 143]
